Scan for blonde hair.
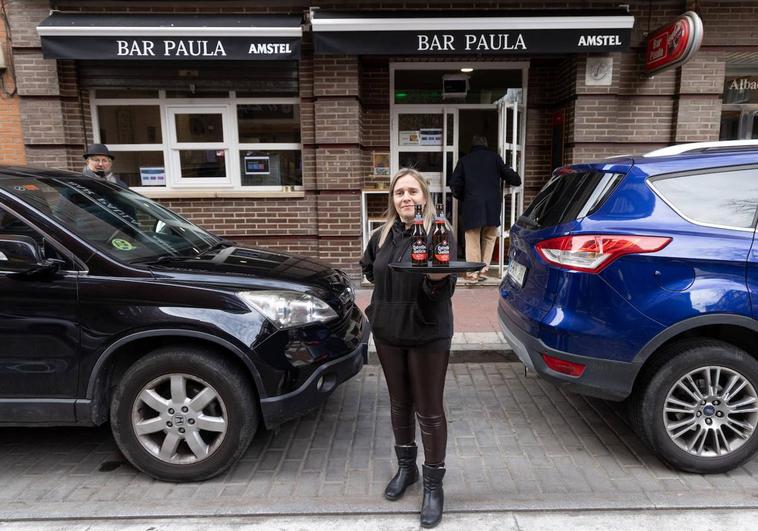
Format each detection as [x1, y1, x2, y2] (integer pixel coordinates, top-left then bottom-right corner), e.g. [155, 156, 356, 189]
[377, 168, 437, 248]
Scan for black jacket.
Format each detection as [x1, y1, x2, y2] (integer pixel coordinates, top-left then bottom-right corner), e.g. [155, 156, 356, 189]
[449, 145, 522, 231]
[360, 218, 456, 347]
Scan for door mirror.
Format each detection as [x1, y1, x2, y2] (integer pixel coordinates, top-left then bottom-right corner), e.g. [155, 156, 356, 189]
[0, 235, 42, 268]
[0, 235, 64, 279]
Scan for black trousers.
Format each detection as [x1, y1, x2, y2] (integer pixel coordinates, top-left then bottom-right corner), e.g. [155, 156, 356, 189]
[375, 342, 450, 466]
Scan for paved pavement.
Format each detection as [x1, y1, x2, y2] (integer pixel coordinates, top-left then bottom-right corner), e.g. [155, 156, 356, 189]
[3, 285, 758, 525]
[357, 284, 513, 360]
[3, 362, 758, 523]
[5, 509, 758, 530]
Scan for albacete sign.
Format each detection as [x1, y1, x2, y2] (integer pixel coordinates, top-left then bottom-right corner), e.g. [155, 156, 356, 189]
[644, 11, 703, 75]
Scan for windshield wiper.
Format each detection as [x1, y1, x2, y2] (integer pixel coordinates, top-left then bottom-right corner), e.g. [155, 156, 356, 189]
[198, 239, 235, 256]
[130, 254, 185, 265]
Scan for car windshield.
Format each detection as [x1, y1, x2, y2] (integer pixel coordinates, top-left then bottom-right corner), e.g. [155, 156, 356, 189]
[0, 176, 221, 264]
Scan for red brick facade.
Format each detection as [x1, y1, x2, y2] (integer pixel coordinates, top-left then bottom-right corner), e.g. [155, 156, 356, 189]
[2, 0, 754, 277]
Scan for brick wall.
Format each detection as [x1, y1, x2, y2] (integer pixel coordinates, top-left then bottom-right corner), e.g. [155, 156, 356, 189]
[7, 0, 758, 279]
[0, 6, 25, 165]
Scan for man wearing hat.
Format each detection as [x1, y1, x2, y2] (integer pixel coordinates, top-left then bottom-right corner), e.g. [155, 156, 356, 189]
[82, 143, 127, 187]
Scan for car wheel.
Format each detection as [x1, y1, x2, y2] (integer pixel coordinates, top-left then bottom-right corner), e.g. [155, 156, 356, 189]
[633, 339, 758, 473]
[110, 346, 258, 482]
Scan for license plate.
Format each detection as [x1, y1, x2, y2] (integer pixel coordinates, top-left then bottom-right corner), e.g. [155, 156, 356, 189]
[507, 261, 527, 287]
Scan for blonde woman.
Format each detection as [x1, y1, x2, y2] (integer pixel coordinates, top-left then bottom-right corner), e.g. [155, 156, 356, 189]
[360, 168, 456, 528]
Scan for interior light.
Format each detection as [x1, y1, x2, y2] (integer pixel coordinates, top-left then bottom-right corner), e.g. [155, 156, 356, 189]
[460, 67, 474, 73]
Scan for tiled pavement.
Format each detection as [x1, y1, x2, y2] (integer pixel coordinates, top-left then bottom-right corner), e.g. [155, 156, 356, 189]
[2, 363, 758, 521]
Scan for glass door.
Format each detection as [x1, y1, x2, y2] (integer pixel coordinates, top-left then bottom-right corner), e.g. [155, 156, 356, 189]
[496, 89, 525, 278]
[392, 106, 457, 218]
[167, 106, 232, 186]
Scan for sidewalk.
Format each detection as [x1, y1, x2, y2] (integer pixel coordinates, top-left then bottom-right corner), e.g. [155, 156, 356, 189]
[2, 361, 758, 522]
[3, 286, 758, 525]
[356, 283, 514, 361]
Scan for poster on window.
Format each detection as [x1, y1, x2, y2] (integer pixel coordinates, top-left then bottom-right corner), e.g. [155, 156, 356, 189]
[419, 128, 443, 146]
[244, 155, 271, 175]
[139, 167, 166, 186]
[399, 130, 420, 146]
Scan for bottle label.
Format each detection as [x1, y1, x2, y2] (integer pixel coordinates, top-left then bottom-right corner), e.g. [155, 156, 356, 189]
[411, 242, 428, 262]
[434, 243, 450, 262]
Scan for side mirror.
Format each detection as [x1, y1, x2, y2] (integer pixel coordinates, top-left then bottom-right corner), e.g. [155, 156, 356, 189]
[0, 235, 63, 280]
[0, 235, 42, 267]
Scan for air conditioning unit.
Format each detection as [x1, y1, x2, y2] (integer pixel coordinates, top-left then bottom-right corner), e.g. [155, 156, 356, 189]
[442, 74, 469, 99]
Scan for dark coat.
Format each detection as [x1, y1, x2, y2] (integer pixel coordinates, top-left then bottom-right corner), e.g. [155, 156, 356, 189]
[449, 145, 522, 231]
[359, 218, 457, 347]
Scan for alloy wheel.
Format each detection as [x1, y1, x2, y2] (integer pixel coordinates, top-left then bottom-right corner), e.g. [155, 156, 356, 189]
[663, 365, 758, 457]
[131, 373, 228, 464]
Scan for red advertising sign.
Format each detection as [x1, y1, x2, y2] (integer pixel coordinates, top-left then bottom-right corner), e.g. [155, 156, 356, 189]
[644, 11, 703, 75]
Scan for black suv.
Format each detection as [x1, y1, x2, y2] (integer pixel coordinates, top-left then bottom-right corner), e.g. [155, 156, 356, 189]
[0, 167, 368, 482]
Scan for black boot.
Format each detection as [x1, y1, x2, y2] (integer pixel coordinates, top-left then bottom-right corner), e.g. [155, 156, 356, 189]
[384, 444, 419, 501]
[420, 464, 445, 528]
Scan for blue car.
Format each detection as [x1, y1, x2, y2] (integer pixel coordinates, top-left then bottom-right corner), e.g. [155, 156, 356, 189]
[499, 141, 758, 473]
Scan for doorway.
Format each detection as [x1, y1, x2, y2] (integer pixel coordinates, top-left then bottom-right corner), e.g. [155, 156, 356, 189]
[389, 62, 527, 277]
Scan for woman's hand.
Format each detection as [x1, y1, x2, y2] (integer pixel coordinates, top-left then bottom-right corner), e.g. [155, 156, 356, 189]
[426, 273, 450, 281]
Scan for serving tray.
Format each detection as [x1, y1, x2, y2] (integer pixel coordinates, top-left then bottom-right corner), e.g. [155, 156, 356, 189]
[388, 261, 486, 274]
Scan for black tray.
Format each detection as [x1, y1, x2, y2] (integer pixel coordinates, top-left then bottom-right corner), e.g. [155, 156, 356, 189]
[388, 261, 486, 274]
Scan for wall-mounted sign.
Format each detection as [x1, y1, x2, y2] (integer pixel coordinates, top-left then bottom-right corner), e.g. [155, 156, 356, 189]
[723, 76, 758, 104]
[585, 56, 613, 86]
[37, 13, 302, 61]
[644, 11, 703, 76]
[41, 36, 301, 60]
[311, 11, 634, 55]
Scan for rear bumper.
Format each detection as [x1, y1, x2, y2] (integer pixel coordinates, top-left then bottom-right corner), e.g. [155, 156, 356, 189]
[259, 317, 369, 428]
[498, 302, 637, 401]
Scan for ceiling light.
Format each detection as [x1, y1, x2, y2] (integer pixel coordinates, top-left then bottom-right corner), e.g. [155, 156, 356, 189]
[460, 67, 474, 73]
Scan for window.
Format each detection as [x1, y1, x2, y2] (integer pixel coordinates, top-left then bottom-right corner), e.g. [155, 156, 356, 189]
[91, 90, 302, 192]
[719, 74, 758, 140]
[523, 171, 624, 228]
[650, 167, 758, 230]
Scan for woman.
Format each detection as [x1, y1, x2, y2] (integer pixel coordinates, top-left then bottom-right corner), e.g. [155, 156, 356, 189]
[360, 168, 456, 529]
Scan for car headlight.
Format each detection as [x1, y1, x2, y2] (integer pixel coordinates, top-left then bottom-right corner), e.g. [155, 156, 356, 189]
[238, 290, 338, 329]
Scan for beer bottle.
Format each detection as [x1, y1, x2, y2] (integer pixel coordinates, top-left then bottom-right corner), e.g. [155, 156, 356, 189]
[411, 204, 428, 267]
[432, 203, 450, 267]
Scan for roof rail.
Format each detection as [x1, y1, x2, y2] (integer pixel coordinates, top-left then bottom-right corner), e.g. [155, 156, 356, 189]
[644, 140, 758, 157]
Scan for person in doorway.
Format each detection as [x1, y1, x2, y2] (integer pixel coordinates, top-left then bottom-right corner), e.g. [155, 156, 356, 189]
[82, 143, 127, 187]
[449, 135, 521, 283]
[360, 168, 456, 529]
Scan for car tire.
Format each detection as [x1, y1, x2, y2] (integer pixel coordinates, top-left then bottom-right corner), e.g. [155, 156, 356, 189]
[632, 338, 758, 474]
[110, 345, 258, 482]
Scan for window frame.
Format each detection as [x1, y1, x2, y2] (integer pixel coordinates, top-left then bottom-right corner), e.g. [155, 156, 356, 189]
[90, 90, 303, 195]
[647, 164, 758, 233]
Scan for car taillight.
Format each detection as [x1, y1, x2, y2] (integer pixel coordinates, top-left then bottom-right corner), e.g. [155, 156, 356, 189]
[542, 353, 586, 377]
[535, 234, 671, 273]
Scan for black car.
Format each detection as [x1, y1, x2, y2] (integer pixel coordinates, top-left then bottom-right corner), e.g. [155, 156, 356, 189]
[0, 166, 368, 482]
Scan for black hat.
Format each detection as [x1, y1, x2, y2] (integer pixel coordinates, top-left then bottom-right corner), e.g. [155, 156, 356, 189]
[83, 143, 114, 160]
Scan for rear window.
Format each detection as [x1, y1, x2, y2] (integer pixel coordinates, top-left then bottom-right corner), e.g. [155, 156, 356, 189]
[522, 171, 624, 228]
[649, 167, 758, 229]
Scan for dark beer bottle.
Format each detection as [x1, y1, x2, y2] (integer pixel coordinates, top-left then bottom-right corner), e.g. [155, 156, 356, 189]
[432, 203, 450, 267]
[411, 204, 428, 267]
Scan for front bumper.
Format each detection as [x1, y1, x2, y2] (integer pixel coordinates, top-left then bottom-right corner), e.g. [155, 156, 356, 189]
[259, 318, 369, 428]
[498, 302, 637, 401]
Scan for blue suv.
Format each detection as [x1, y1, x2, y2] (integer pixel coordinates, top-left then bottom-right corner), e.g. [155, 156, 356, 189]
[499, 141, 758, 473]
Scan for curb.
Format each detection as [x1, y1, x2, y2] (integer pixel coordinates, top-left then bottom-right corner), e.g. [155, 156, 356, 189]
[366, 347, 517, 365]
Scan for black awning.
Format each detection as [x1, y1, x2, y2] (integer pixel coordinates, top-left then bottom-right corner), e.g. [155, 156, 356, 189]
[38, 13, 302, 60]
[311, 9, 634, 55]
